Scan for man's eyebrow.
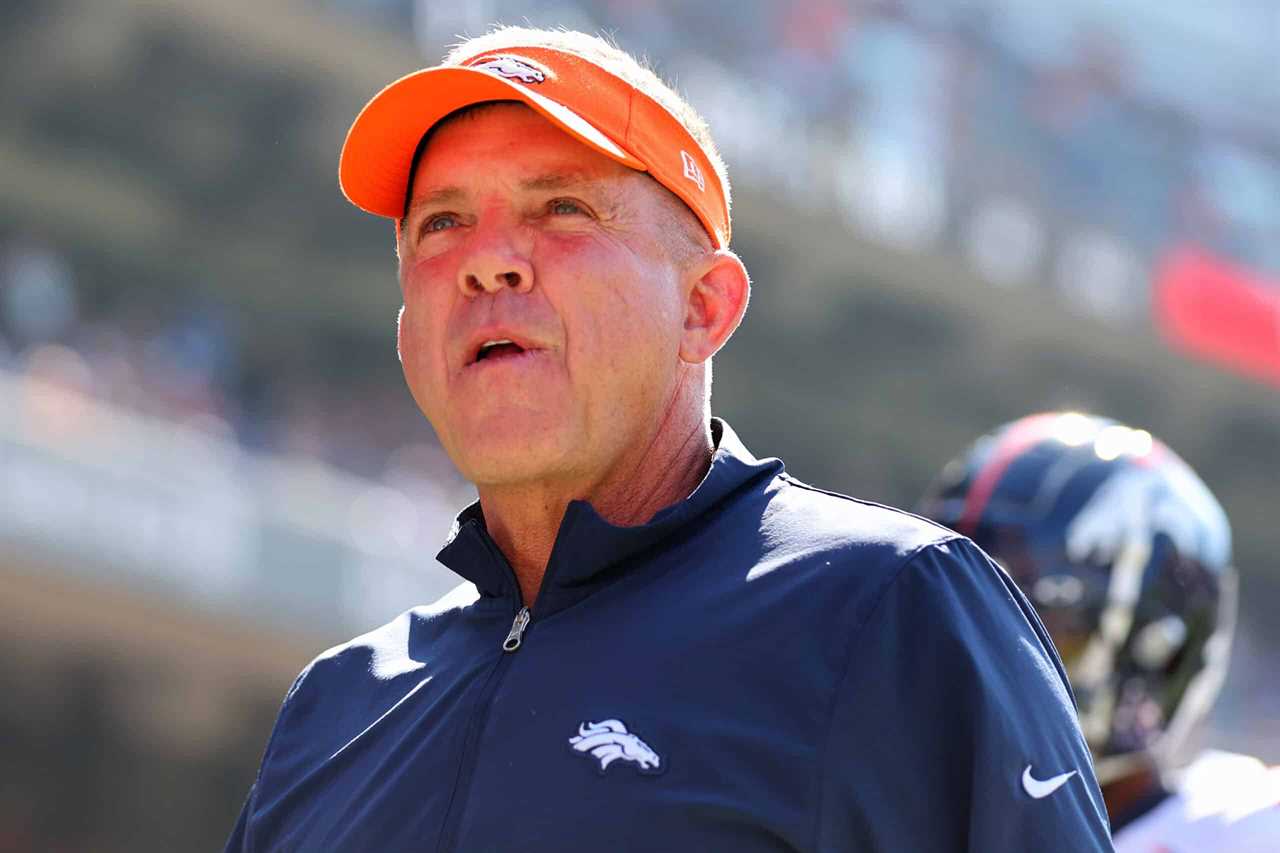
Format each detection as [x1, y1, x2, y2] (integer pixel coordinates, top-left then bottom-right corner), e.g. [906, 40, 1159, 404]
[402, 171, 623, 224]
[404, 186, 466, 220]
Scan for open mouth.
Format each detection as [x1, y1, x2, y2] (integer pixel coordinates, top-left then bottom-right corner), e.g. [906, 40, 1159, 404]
[473, 339, 528, 364]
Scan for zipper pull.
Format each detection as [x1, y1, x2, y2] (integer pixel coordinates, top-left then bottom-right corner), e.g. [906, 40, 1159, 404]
[502, 606, 531, 653]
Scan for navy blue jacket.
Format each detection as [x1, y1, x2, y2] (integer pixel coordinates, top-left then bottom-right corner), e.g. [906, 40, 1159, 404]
[227, 420, 1113, 851]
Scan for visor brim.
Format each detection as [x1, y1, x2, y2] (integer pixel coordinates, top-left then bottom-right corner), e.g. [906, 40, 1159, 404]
[339, 66, 646, 218]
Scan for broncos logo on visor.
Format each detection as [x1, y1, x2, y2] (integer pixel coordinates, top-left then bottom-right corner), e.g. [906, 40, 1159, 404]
[568, 719, 663, 774]
[471, 55, 546, 84]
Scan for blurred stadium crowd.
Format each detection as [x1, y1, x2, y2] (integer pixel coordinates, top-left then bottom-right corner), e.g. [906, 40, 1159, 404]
[411, 0, 1280, 280]
[4, 1, 1275, 486]
[0, 0, 1277, 850]
[0, 233, 460, 484]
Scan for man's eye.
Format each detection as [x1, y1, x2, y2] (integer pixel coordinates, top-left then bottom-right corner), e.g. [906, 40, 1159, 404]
[422, 213, 458, 234]
[549, 199, 585, 216]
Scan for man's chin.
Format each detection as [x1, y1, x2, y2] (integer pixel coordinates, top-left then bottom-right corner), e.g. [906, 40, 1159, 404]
[451, 432, 579, 489]
[464, 459, 569, 491]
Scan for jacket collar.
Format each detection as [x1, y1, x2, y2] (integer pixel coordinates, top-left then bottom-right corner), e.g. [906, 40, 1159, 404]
[435, 419, 782, 606]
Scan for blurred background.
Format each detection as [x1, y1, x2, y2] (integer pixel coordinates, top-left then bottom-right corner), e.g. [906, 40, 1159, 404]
[1, 0, 1277, 848]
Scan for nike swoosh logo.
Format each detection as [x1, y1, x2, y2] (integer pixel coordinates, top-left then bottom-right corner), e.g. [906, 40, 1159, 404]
[1022, 765, 1078, 799]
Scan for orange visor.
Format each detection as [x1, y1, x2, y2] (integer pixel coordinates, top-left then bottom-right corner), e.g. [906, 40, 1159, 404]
[338, 46, 730, 249]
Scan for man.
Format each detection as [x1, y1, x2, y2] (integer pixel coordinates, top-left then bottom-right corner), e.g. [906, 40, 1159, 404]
[226, 28, 1112, 851]
[919, 411, 1280, 851]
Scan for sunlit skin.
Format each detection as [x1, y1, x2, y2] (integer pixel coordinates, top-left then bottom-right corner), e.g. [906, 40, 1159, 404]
[395, 104, 749, 605]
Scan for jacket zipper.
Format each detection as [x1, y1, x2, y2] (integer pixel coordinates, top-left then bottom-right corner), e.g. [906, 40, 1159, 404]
[502, 606, 531, 652]
[435, 605, 531, 852]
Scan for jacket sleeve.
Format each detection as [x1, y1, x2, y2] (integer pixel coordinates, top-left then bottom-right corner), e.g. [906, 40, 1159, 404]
[817, 537, 1114, 851]
[223, 662, 314, 853]
[223, 786, 253, 853]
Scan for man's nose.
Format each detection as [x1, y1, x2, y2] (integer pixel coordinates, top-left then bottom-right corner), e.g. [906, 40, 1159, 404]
[457, 228, 534, 297]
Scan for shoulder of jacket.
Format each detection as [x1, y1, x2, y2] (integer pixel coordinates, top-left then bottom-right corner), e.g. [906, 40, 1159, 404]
[258, 583, 481, 783]
[731, 472, 982, 633]
[770, 471, 963, 560]
[292, 581, 479, 697]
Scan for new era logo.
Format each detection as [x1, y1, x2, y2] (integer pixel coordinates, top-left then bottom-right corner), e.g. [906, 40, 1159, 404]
[680, 151, 705, 191]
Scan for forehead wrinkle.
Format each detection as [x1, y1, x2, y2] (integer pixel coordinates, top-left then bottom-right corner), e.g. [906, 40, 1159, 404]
[520, 170, 607, 192]
[409, 171, 624, 205]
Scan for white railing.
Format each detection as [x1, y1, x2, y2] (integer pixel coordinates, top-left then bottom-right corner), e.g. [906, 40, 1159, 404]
[0, 368, 465, 639]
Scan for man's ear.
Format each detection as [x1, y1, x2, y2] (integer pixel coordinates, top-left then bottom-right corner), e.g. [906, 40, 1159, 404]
[679, 250, 751, 365]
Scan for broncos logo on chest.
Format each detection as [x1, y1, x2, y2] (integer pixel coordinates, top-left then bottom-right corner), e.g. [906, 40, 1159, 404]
[568, 719, 663, 775]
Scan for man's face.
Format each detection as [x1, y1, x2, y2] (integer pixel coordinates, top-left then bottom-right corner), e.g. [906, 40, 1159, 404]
[396, 103, 695, 489]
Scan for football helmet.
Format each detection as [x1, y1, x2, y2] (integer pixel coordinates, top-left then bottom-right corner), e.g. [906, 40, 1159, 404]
[918, 412, 1236, 782]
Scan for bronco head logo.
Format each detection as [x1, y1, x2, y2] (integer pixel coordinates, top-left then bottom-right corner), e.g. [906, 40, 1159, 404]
[568, 719, 663, 774]
[471, 55, 546, 84]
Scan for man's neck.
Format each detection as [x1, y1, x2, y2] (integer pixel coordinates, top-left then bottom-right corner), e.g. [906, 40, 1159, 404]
[476, 415, 714, 607]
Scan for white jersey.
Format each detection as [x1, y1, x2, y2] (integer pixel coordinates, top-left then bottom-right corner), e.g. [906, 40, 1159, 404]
[1114, 750, 1280, 852]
